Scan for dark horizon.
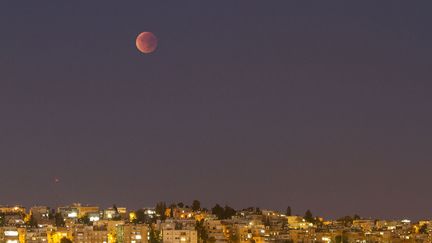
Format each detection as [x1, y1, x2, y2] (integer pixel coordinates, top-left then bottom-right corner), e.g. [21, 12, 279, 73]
[1, 1, 432, 221]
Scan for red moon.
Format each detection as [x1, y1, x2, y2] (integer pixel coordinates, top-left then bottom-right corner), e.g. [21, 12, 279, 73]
[136, 32, 158, 54]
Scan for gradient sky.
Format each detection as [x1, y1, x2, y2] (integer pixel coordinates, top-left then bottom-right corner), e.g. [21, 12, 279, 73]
[1, 1, 432, 220]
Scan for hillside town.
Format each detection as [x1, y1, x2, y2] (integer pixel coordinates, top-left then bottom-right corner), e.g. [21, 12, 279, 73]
[0, 202, 430, 243]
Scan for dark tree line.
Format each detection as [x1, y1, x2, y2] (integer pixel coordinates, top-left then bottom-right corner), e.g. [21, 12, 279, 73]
[211, 204, 236, 220]
[337, 214, 361, 226]
[133, 200, 240, 223]
[155, 202, 167, 220]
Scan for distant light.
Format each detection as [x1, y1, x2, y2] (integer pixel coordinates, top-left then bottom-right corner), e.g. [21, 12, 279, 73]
[4, 231, 19, 236]
[322, 237, 331, 242]
[90, 216, 100, 222]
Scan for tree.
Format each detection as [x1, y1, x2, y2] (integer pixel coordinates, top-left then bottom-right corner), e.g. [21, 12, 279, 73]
[195, 219, 209, 243]
[212, 204, 237, 219]
[60, 237, 73, 243]
[55, 213, 65, 227]
[419, 224, 428, 234]
[177, 202, 184, 208]
[223, 205, 236, 219]
[27, 214, 38, 228]
[212, 204, 224, 220]
[134, 209, 146, 224]
[304, 210, 314, 223]
[255, 207, 261, 214]
[286, 206, 292, 216]
[48, 209, 55, 219]
[337, 216, 353, 227]
[211, 204, 236, 220]
[110, 205, 121, 220]
[111, 204, 121, 220]
[170, 206, 175, 218]
[192, 200, 201, 212]
[169, 203, 177, 218]
[149, 224, 161, 243]
[155, 202, 167, 220]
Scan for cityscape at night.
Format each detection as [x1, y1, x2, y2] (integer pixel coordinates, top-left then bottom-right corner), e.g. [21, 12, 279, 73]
[1, 1, 432, 242]
[0, 202, 431, 243]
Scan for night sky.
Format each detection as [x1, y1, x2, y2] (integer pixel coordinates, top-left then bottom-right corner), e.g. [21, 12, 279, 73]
[1, 1, 432, 220]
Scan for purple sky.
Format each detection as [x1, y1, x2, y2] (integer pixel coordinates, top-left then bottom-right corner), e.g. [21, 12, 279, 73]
[1, 1, 431, 220]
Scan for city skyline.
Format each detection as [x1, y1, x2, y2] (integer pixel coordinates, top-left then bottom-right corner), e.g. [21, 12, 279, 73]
[0, 202, 430, 243]
[1, 1, 432, 221]
[0, 201, 426, 222]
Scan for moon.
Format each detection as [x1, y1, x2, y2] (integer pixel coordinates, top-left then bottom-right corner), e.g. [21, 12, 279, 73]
[136, 32, 158, 54]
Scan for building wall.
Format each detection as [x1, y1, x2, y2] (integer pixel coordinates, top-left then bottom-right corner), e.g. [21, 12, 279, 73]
[163, 229, 197, 243]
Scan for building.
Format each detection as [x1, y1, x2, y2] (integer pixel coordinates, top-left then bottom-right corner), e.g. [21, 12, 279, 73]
[206, 220, 229, 243]
[58, 203, 99, 220]
[26, 228, 49, 243]
[72, 225, 108, 243]
[0, 206, 26, 215]
[117, 224, 148, 243]
[0, 227, 25, 243]
[352, 219, 375, 232]
[30, 206, 50, 224]
[57, 206, 79, 220]
[103, 206, 127, 220]
[163, 229, 197, 243]
[287, 216, 313, 229]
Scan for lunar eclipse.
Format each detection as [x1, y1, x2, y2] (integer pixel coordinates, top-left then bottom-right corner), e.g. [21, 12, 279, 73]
[136, 32, 158, 54]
